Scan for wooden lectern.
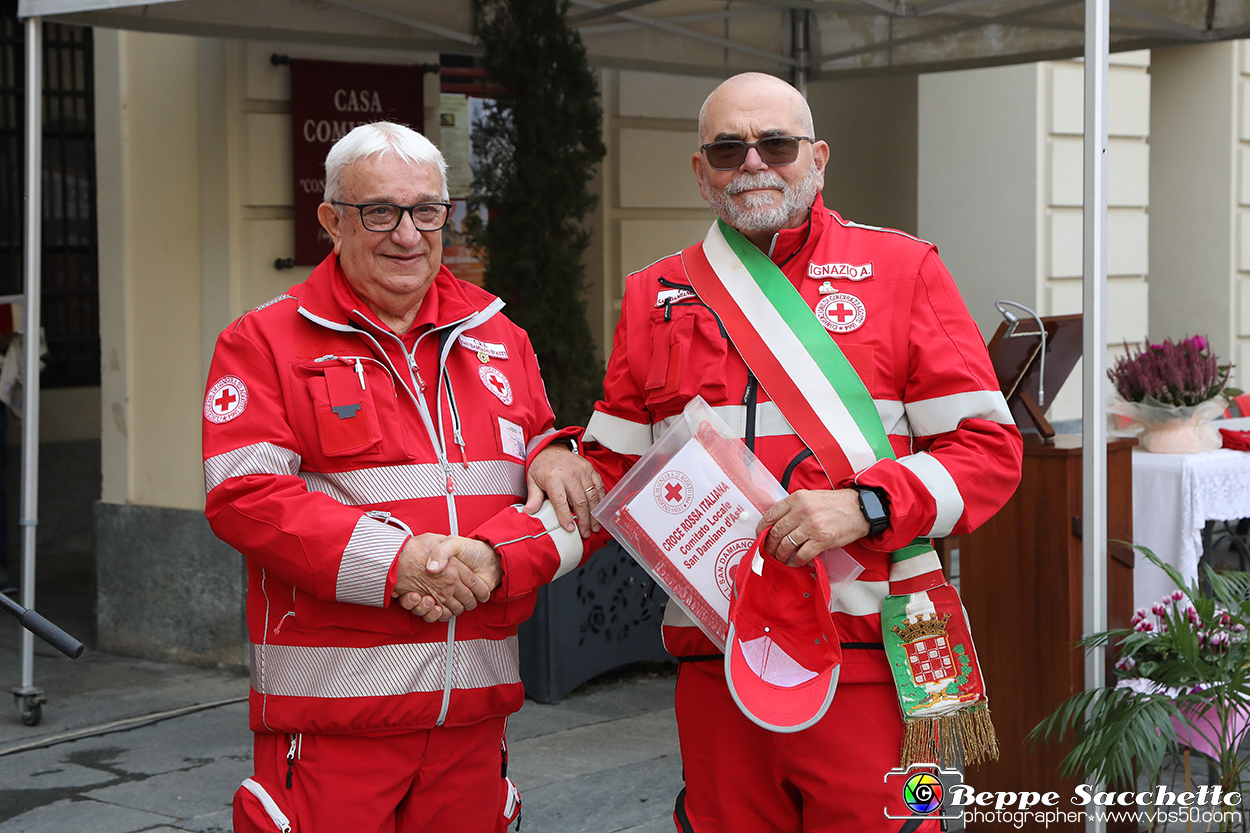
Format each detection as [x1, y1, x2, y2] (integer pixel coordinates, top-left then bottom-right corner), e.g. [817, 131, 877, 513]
[957, 437, 1136, 832]
[950, 312, 1135, 832]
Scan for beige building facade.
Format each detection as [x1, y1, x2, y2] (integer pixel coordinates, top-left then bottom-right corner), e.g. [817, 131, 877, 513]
[72, 27, 1246, 664]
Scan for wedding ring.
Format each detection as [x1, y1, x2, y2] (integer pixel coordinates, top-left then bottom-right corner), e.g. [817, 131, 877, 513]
[584, 487, 596, 493]
[786, 532, 800, 549]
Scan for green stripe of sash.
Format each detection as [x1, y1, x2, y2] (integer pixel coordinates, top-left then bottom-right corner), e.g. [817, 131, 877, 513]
[719, 221, 895, 463]
[717, 221, 933, 564]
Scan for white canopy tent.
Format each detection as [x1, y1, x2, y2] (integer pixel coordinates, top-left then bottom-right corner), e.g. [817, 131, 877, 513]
[13, 4, 1249, 813]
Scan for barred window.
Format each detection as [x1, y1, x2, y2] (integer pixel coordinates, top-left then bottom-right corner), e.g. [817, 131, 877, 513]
[0, 5, 99, 389]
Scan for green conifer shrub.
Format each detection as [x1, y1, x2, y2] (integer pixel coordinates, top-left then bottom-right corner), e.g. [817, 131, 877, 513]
[468, 0, 606, 427]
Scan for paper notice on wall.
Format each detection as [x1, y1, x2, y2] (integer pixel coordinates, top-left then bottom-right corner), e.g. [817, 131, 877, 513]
[439, 93, 472, 199]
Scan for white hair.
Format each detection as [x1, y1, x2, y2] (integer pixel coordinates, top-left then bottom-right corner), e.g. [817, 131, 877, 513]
[323, 121, 449, 203]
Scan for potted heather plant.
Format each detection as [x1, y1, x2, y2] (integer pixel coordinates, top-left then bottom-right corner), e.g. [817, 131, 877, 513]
[1107, 335, 1234, 453]
[1031, 548, 1250, 832]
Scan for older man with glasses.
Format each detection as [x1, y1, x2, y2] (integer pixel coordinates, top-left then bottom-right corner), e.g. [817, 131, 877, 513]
[203, 121, 603, 833]
[556, 72, 1023, 831]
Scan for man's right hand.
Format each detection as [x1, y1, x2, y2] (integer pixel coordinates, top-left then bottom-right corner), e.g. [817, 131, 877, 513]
[393, 533, 492, 623]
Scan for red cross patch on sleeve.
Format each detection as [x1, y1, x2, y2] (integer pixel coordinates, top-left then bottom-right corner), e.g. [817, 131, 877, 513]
[205, 376, 249, 424]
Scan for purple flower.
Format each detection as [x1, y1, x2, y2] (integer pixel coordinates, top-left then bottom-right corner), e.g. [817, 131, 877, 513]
[1136, 621, 1155, 633]
[1152, 603, 1167, 617]
[1108, 336, 1228, 406]
[1172, 590, 1185, 602]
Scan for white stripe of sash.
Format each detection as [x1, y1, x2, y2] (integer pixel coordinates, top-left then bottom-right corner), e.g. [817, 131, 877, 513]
[702, 223, 878, 473]
[830, 579, 887, 617]
[905, 389, 1014, 436]
[897, 452, 965, 538]
[888, 551, 943, 582]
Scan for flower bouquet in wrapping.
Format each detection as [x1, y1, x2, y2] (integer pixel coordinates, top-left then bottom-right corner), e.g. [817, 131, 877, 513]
[1107, 335, 1235, 453]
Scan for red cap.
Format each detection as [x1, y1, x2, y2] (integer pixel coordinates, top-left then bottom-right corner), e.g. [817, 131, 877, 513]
[724, 529, 842, 733]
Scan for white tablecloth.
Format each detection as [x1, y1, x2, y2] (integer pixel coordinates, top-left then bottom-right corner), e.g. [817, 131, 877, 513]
[1131, 417, 1250, 610]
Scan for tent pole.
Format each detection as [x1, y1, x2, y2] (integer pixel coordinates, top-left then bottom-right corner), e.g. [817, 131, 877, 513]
[14, 14, 43, 710]
[1082, 0, 1109, 828]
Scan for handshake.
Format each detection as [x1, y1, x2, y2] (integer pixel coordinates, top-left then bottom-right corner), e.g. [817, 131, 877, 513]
[392, 533, 503, 623]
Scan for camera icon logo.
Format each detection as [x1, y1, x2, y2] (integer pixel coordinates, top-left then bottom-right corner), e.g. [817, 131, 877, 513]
[883, 763, 964, 821]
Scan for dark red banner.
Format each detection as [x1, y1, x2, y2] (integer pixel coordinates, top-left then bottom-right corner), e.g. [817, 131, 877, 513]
[290, 59, 426, 265]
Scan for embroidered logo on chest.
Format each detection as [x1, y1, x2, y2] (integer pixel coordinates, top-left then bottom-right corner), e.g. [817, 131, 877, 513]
[808, 262, 873, 281]
[815, 292, 867, 333]
[479, 365, 514, 405]
[205, 376, 248, 424]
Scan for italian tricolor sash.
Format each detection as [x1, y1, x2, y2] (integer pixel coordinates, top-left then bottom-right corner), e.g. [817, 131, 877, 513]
[681, 218, 997, 767]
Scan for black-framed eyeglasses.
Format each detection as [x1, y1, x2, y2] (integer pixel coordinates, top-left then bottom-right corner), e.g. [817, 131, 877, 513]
[699, 136, 813, 171]
[332, 201, 453, 232]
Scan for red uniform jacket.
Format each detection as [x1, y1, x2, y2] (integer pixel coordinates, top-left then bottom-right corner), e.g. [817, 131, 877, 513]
[203, 254, 589, 736]
[581, 196, 1023, 683]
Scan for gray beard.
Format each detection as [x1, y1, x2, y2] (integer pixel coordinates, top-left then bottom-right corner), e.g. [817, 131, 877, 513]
[703, 166, 823, 234]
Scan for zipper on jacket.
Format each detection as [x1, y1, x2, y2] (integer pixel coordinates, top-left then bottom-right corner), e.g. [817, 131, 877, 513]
[743, 372, 758, 453]
[656, 279, 728, 338]
[285, 733, 299, 788]
[443, 370, 469, 469]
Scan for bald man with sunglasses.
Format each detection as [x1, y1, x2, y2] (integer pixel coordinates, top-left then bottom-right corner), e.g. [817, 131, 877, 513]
[560, 73, 1022, 831]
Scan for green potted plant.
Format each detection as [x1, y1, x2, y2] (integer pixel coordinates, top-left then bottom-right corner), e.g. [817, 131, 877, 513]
[1031, 548, 1250, 831]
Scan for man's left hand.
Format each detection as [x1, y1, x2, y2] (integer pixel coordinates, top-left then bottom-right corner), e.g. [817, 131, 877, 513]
[525, 443, 605, 538]
[757, 489, 870, 566]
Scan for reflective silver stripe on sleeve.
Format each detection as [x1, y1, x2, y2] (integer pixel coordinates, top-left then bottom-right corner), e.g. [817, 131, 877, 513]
[528, 502, 583, 580]
[904, 390, 1014, 437]
[652, 401, 907, 442]
[250, 635, 519, 698]
[830, 579, 887, 617]
[525, 428, 558, 457]
[662, 598, 698, 627]
[300, 459, 525, 506]
[897, 452, 965, 538]
[337, 516, 410, 606]
[204, 442, 301, 494]
[583, 410, 653, 456]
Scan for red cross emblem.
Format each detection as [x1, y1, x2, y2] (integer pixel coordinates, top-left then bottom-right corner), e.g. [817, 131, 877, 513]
[829, 302, 855, 323]
[815, 292, 866, 333]
[213, 387, 237, 414]
[479, 365, 514, 405]
[204, 376, 248, 424]
[653, 469, 693, 514]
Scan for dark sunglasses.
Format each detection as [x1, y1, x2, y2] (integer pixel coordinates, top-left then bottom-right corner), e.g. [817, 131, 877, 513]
[699, 136, 813, 170]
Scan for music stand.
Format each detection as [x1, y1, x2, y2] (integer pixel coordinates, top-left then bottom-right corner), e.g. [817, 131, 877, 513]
[986, 313, 1083, 440]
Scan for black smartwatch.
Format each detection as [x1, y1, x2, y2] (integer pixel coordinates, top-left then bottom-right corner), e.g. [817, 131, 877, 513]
[853, 485, 889, 536]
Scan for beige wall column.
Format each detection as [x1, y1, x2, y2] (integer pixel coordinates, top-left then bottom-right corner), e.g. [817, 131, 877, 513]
[1149, 41, 1246, 390]
[596, 69, 717, 342]
[917, 55, 1153, 425]
[808, 74, 918, 234]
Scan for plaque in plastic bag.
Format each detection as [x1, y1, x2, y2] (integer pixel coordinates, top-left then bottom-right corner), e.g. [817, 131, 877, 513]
[592, 396, 862, 650]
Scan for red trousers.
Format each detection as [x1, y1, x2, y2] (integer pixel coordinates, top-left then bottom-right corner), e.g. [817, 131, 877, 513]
[233, 717, 520, 833]
[673, 662, 940, 833]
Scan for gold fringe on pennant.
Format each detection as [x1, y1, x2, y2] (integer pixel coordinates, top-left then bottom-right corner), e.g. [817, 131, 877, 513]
[900, 702, 999, 769]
